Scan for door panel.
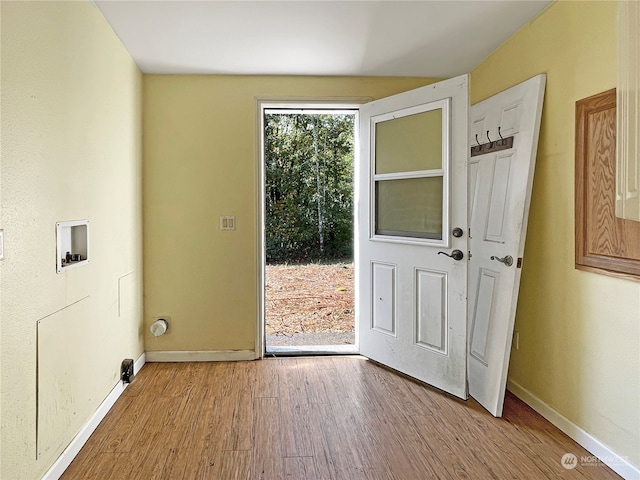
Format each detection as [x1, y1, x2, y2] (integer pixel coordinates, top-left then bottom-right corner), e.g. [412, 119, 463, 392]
[499, 102, 522, 135]
[359, 75, 468, 399]
[469, 267, 500, 365]
[467, 74, 546, 416]
[469, 160, 480, 221]
[371, 262, 396, 335]
[415, 269, 447, 354]
[485, 153, 513, 242]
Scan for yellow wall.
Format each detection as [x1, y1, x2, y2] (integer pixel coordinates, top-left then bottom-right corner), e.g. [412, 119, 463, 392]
[472, 1, 640, 468]
[143, 76, 439, 353]
[3, 0, 636, 477]
[0, 2, 143, 479]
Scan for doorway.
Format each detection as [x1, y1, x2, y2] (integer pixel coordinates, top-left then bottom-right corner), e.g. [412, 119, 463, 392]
[256, 76, 544, 416]
[260, 103, 359, 355]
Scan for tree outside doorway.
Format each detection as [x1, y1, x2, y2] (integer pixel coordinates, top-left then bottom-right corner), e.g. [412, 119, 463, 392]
[264, 111, 355, 347]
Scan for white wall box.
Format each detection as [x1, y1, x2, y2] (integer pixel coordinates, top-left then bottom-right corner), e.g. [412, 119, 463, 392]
[56, 220, 90, 273]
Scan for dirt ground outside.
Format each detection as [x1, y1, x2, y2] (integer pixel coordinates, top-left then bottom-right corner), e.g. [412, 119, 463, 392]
[265, 262, 355, 346]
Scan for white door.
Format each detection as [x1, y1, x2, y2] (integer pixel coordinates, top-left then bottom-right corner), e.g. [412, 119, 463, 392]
[358, 75, 469, 399]
[467, 74, 546, 416]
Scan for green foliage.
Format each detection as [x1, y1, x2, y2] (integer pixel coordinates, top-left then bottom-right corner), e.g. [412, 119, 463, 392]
[265, 113, 354, 263]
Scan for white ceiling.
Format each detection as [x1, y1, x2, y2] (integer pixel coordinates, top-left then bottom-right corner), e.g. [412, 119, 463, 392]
[94, 0, 552, 77]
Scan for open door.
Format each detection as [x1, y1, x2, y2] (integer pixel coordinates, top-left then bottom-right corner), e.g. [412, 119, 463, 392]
[467, 74, 546, 416]
[358, 75, 469, 398]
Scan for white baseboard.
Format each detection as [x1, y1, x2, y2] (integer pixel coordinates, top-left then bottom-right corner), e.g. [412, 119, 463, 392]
[145, 349, 257, 362]
[507, 379, 640, 480]
[41, 352, 146, 480]
[134, 352, 146, 374]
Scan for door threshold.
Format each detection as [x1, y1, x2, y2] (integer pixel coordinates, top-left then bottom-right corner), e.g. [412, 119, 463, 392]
[265, 344, 359, 356]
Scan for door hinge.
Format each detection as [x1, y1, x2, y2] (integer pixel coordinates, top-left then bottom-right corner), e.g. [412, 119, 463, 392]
[517, 257, 523, 268]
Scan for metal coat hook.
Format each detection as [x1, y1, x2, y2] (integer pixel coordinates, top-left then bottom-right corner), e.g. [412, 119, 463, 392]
[471, 126, 515, 158]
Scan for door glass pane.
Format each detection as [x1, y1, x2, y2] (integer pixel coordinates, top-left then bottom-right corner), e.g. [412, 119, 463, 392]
[375, 177, 443, 239]
[375, 109, 442, 174]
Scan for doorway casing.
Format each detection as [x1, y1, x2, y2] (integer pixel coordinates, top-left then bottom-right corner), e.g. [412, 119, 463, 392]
[255, 97, 370, 358]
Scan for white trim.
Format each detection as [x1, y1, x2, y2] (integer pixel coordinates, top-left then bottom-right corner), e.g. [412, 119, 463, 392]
[255, 97, 370, 360]
[266, 344, 359, 356]
[134, 352, 146, 373]
[264, 108, 359, 115]
[507, 379, 640, 480]
[256, 97, 371, 111]
[145, 349, 257, 362]
[373, 169, 444, 181]
[255, 97, 266, 359]
[41, 352, 146, 480]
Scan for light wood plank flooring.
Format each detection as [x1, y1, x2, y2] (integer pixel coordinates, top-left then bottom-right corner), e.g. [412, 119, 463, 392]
[61, 357, 622, 480]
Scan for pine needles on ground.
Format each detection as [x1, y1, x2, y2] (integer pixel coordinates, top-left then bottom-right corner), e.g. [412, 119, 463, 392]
[265, 262, 354, 336]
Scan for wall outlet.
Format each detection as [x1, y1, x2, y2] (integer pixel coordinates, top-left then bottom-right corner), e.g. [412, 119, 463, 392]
[220, 215, 236, 231]
[121, 358, 134, 384]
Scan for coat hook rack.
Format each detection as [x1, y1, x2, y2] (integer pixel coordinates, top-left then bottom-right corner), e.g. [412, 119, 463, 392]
[471, 127, 514, 157]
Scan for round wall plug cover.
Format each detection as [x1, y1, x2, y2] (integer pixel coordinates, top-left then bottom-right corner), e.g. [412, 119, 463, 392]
[150, 318, 169, 337]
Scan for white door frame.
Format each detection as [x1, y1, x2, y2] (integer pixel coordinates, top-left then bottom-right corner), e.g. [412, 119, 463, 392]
[254, 97, 370, 359]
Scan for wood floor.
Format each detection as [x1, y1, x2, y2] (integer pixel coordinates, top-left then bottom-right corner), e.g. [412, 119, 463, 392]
[61, 357, 621, 480]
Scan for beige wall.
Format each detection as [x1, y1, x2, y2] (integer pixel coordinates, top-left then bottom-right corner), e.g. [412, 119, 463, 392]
[472, 1, 640, 468]
[143, 76, 438, 353]
[0, 2, 143, 479]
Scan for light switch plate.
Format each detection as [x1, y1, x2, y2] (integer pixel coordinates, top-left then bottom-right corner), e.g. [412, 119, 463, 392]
[0, 229, 4, 260]
[220, 216, 236, 231]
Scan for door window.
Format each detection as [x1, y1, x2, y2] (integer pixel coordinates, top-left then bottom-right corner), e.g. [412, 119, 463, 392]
[372, 99, 449, 242]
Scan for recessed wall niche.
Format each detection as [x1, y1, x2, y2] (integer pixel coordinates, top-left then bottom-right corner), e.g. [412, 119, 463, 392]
[56, 220, 90, 273]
